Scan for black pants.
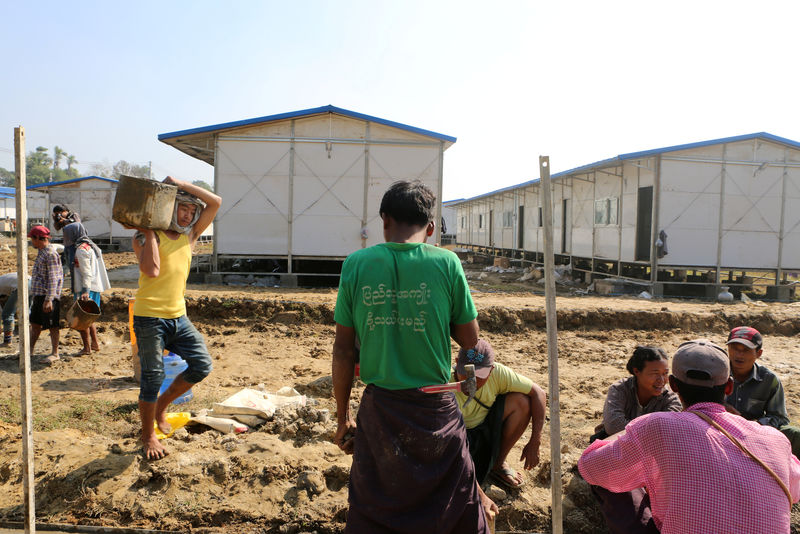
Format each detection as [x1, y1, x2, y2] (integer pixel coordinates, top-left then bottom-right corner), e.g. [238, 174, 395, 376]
[465, 394, 507, 485]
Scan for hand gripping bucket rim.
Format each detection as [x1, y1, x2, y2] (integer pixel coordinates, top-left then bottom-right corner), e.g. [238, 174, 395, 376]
[66, 299, 101, 330]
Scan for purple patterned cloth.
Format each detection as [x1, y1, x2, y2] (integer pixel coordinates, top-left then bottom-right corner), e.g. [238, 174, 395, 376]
[345, 385, 489, 534]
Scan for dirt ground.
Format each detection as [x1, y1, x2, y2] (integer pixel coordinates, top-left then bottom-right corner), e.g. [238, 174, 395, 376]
[0, 243, 799, 533]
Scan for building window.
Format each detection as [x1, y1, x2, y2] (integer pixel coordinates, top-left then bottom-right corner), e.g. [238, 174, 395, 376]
[478, 214, 484, 229]
[460, 216, 465, 229]
[594, 197, 619, 225]
[502, 211, 513, 228]
[538, 207, 543, 227]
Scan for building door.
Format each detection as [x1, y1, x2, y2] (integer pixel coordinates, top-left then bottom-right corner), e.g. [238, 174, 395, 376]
[489, 210, 494, 247]
[561, 199, 569, 254]
[636, 186, 653, 261]
[517, 206, 525, 250]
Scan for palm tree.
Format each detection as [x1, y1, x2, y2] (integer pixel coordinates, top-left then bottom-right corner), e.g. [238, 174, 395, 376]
[66, 154, 78, 175]
[53, 146, 65, 171]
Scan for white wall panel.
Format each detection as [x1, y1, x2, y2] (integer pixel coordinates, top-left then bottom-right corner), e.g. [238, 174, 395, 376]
[367, 144, 439, 248]
[782, 170, 800, 268]
[720, 163, 782, 268]
[754, 140, 787, 162]
[570, 178, 593, 257]
[216, 139, 290, 254]
[594, 169, 623, 259]
[595, 227, 619, 259]
[231, 122, 292, 138]
[658, 159, 721, 265]
[370, 123, 432, 143]
[724, 140, 756, 161]
[292, 114, 365, 140]
[369, 145, 439, 182]
[292, 142, 365, 256]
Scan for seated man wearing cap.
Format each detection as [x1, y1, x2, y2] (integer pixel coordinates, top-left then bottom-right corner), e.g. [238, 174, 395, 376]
[579, 339, 800, 533]
[725, 326, 800, 457]
[452, 339, 546, 489]
[29, 225, 64, 363]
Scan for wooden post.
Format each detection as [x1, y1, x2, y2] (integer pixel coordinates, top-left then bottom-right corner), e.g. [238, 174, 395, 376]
[540, 156, 562, 534]
[15, 126, 35, 533]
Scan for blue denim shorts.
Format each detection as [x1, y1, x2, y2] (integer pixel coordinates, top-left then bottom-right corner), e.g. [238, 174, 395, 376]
[133, 315, 212, 402]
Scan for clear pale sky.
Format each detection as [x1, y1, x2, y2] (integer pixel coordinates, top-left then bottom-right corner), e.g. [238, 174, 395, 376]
[2, 1, 799, 201]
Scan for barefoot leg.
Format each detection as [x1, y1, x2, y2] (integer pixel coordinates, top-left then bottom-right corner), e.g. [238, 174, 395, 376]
[79, 328, 91, 354]
[49, 327, 59, 358]
[89, 324, 99, 351]
[30, 324, 42, 354]
[154, 375, 193, 434]
[139, 399, 167, 460]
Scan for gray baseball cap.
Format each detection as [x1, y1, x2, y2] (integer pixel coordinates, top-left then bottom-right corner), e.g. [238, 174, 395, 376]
[672, 339, 730, 387]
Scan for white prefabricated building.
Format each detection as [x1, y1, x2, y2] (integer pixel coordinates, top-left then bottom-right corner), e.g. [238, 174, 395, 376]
[0, 187, 14, 225]
[159, 105, 456, 281]
[27, 176, 136, 246]
[453, 133, 800, 296]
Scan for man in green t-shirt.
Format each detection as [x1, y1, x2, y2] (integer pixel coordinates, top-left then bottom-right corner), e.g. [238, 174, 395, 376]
[453, 339, 546, 490]
[332, 180, 496, 534]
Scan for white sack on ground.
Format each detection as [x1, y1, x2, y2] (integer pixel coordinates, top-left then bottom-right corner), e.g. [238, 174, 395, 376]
[212, 387, 307, 419]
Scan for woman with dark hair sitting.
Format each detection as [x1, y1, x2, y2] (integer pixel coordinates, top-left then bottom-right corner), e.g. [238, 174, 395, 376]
[589, 346, 682, 534]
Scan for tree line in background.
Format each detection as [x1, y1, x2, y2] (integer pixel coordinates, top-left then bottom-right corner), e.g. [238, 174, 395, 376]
[0, 146, 82, 186]
[0, 146, 212, 191]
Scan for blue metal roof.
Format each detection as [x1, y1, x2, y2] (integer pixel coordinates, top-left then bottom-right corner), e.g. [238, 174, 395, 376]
[448, 178, 541, 205]
[0, 186, 14, 196]
[158, 105, 457, 143]
[27, 176, 118, 190]
[552, 132, 800, 179]
[455, 132, 800, 204]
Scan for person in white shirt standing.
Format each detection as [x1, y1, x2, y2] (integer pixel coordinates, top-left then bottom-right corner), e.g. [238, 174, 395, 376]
[72, 224, 110, 355]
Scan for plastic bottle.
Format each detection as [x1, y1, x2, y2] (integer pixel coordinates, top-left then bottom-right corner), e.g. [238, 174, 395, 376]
[159, 352, 194, 404]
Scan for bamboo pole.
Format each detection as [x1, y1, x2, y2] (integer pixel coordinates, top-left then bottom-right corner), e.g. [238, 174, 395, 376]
[540, 156, 562, 534]
[15, 126, 35, 533]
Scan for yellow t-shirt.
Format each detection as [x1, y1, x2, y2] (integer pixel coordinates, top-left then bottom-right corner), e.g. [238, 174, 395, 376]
[453, 362, 534, 429]
[133, 231, 191, 319]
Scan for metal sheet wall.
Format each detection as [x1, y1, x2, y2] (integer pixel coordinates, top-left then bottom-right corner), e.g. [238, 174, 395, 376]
[452, 139, 800, 272]
[216, 139, 291, 255]
[292, 142, 365, 255]
[215, 114, 444, 257]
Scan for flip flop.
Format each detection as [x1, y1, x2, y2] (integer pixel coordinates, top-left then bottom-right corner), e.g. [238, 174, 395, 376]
[489, 465, 524, 490]
[42, 355, 61, 365]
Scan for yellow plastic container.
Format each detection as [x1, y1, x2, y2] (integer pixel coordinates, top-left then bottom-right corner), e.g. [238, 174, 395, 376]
[154, 412, 191, 440]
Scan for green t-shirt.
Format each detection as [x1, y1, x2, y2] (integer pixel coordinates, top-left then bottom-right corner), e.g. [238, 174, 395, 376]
[453, 362, 534, 429]
[334, 242, 477, 390]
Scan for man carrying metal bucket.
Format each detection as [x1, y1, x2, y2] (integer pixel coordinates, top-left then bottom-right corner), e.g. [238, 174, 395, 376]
[129, 177, 221, 460]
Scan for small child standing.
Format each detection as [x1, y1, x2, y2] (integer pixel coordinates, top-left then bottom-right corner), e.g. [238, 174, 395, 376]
[725, 326, 800, 457]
